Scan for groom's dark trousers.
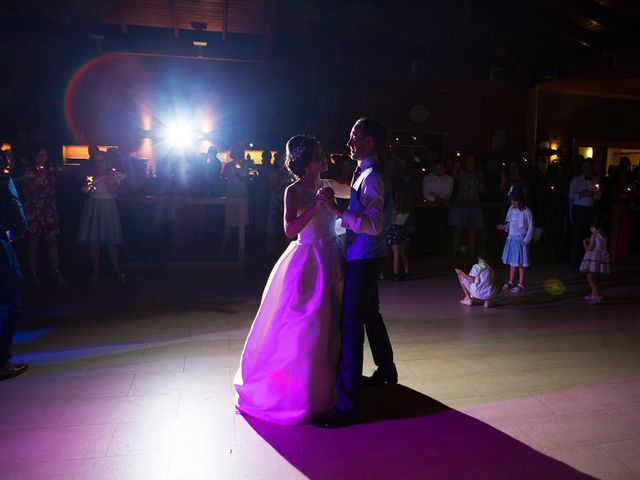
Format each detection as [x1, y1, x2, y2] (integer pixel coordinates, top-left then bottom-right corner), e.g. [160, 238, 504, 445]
[335, 257, 394, 414]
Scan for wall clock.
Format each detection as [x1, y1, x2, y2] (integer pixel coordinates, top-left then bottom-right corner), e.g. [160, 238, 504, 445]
[410, 104, 429, 124]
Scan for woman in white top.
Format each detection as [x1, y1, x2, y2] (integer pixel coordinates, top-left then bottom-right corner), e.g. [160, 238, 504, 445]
[497, 188, 534, 293]
[77, 151, 126, 284]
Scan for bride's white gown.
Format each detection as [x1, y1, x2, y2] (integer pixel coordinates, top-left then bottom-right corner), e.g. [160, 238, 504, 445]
[234, 180, 344, 425]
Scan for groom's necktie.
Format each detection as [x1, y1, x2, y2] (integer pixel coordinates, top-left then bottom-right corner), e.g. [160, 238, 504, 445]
[351, 166, 362, 187]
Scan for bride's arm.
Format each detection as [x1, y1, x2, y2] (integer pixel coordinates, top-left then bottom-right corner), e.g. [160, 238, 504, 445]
[283, 184, 321, 239]
[326, 179, 351, 199]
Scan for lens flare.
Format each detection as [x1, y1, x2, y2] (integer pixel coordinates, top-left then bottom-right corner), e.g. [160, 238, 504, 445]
[544, 277, 565, 296]
[64, 52, 148, 142]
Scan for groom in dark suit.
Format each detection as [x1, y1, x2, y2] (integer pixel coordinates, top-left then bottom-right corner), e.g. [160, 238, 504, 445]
[313, 117, 397, 428]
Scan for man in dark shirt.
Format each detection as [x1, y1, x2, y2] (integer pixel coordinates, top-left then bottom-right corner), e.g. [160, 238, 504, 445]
[0, 151, 28, 380]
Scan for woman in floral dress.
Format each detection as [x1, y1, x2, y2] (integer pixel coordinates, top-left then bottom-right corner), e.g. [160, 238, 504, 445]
[22, 147, 63, 285]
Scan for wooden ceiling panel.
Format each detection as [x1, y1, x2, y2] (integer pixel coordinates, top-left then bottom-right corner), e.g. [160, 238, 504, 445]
[118, 0, 175, 30]
[1, 0, 637, 69]
[4, 0, 275, 35]
[228, 0, 272, 34]
[173, 1, 224, 32]
[80, 0, 134, 26]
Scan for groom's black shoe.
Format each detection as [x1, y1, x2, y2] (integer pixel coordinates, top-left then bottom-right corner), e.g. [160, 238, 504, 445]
[312, 409, 359, 428]
[361, 367, 398, 387]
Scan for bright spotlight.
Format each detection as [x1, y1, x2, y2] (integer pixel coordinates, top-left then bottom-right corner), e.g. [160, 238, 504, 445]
[165, 121, 195, 148]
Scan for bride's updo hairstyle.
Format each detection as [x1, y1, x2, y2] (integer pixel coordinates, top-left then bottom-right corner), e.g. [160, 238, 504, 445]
[285, 135, 318, 178]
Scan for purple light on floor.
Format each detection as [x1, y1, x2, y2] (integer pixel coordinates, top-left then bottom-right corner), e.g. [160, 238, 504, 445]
[49, 342, 147, 362]
[13, 328, 54, 344]
[242, 385, 598, 479]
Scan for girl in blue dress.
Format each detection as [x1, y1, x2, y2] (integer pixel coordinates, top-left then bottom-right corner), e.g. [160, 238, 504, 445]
[497, 188, 534, 293]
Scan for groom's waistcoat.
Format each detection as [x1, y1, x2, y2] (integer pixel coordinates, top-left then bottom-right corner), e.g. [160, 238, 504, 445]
[345, 163, 393, 262]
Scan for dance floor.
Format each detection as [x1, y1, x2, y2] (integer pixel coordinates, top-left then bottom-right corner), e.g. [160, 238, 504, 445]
[1, 260, 639, 479]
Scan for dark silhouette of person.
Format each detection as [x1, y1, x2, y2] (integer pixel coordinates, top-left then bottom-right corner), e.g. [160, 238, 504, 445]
[0, 150, 28, 380]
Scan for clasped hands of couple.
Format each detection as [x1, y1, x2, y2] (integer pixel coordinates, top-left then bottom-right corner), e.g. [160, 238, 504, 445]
[313, 186, 342, 217]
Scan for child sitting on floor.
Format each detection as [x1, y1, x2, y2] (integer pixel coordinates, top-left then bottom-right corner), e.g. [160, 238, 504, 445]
[455, 251, 497, 308]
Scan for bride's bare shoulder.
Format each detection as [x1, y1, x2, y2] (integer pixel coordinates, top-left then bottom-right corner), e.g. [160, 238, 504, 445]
[284, 181, 301, 201]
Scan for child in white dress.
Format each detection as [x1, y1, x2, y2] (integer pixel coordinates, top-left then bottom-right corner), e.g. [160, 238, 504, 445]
[580, 218, 610, 304]
[455, 251, 497, 308]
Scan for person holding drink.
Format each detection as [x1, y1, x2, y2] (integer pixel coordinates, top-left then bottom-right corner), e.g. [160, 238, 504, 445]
[76, 151, 126, 284]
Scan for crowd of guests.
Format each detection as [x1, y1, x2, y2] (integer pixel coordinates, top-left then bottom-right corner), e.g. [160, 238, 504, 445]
[383, 151, 639, 263]
[375, 149, 637, 304]
[1, 143, 297, 284]
[1, 139, 639, 381]
[4, 146, 129, 285]
[1, 142, 639, 290]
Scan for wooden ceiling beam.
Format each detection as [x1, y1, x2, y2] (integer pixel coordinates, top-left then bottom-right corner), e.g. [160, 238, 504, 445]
[570, 1, 640, 39]
[539, 10, 605, 50]
[263, 0, 278, 59]
[115, 0, 128, 33]
[587, 0, 640, 22]
[168, 0, 179, 37]
[222, 0, 229, 40]
[539, 2, 613, 48]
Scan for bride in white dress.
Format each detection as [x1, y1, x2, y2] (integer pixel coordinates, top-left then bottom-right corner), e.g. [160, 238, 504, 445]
[234, 135, 351, 425]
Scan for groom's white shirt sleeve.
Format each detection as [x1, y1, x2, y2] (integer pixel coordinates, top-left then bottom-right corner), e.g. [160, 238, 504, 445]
[341, 157, 384, 236]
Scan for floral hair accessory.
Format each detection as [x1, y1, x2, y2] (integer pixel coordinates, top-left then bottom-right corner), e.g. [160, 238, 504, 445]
[288, 143, 306, 163]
